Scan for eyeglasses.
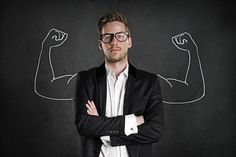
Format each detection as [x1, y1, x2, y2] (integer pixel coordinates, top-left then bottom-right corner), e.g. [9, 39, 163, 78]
[100, 32, 129, 43]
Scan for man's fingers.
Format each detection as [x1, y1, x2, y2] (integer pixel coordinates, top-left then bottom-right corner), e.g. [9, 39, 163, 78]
[86, 100, 98, 116]
[87, 100, 93, 110]
[86, 104, 95, 115]
[87, 109, 91, 114]
[87, 100, 96, 111]
[91, 101, 97, 110]
[86, 100, 97, 112]
[87, 109, 95, 115]
[86, 103, 93, 112]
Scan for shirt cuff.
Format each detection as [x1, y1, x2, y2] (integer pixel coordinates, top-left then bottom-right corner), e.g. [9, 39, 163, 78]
[100, 136, 111, 146]
[124, 114, 138, 136]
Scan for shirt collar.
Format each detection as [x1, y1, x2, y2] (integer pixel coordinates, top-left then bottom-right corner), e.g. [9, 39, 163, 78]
[105, 63, 129, 79]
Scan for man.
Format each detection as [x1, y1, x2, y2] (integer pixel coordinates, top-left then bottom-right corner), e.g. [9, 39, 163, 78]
[74, 11, 164, 157]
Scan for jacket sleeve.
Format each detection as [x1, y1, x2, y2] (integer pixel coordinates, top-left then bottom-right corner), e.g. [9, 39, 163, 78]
[110, 76, 164, 146]
[74, 72, 126, 137]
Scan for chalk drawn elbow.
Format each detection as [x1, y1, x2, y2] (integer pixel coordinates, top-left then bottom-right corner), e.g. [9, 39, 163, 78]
[34, 74, 75, 101]
[163, 80, 205, 105]
[34, 86, 74, 101]
[158, 75, 206, 105]
[163, 91, 205, 104]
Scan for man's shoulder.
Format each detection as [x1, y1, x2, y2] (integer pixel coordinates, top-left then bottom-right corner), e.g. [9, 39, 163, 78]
[77, 63, 104, 79]
[134, 66, 157, 80]
[133, 66, 160, 89]
[78, 67, 97, 76]
[75, 67, 98, 85]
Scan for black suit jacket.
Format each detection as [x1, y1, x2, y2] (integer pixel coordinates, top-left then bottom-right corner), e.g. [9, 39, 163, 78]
[74, 62, 164, 157]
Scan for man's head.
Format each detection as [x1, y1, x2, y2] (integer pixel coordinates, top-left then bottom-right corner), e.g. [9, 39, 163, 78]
[97, 11, 132, 63]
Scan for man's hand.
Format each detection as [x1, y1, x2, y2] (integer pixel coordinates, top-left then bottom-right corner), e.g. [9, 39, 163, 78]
[86, 100, 99, 116]
[136, 116, 144, 126]
[85, 100, 145, 126]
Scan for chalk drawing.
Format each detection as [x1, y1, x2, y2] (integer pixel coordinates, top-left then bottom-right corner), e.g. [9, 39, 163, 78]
[34, 29, 205, 104]
[34, 28, 76, 101]
[160, 32, 205, 104]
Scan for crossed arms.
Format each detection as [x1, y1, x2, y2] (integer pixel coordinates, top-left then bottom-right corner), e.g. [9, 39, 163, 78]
[74, 73, 164, 146]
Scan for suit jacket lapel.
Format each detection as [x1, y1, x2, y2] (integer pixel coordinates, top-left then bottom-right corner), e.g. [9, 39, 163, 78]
[96, 63, 107, 116]
[123, 63, 136, 115]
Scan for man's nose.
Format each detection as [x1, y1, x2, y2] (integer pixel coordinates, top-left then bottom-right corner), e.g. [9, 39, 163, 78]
[110, 35, 118, 45]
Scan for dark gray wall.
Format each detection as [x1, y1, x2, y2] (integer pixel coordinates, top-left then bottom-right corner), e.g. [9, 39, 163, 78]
[1, 0, 235, 157]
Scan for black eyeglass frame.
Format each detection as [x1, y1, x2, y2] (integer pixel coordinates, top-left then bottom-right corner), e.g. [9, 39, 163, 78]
[99, 32, 129, 43]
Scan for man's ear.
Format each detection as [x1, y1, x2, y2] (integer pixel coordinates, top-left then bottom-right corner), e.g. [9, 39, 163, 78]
[128, 37, 132, 48]
[98, 41, 103, 51]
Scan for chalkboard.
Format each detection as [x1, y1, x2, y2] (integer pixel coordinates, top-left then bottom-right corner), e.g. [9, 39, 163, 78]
[1, 0, 235, 157]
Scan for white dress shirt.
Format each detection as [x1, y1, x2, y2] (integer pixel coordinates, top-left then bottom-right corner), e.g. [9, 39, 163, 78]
[99, 63, 138, 157]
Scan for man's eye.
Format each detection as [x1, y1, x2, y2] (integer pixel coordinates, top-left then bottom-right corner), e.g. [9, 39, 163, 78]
[116, 35, 123, 39]
[104, 35, 111, 40]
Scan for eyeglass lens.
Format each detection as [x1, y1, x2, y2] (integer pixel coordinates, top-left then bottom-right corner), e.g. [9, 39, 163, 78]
[101, 32, 128, 43]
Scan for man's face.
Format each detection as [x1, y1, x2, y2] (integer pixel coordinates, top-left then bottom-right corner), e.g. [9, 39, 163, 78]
[99, 21, 132, 63]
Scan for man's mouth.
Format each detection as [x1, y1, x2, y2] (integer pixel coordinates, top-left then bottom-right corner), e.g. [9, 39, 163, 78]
[110, 47, 121, 52]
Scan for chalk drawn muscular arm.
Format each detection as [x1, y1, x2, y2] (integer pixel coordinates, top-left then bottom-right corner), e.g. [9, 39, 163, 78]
[158, 32, 205, 104]
[34, 28, 76, 100]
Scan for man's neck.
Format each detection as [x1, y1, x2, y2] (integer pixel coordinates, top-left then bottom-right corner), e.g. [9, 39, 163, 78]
[105, 59, 128, 77]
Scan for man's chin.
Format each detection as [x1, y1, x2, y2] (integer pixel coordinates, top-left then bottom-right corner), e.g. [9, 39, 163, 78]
[105, 52, 127, 63]
[107, 56, 125, 63]
[108, 58, 122, 63]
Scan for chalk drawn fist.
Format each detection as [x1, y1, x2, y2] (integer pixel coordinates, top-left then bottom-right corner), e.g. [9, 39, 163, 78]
[44, 28, 68, 48]
[171, 32, 196, 51]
